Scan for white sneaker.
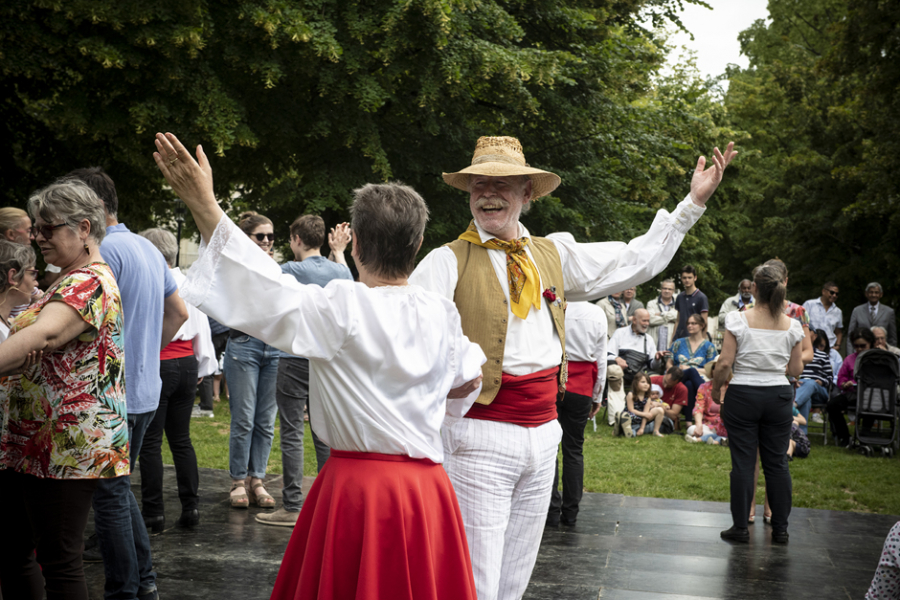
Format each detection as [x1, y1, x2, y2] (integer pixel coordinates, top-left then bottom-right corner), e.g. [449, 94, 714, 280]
[684, 433, 698, 443]
[811, 413, 824, 424]
[191, 406, 214, 418]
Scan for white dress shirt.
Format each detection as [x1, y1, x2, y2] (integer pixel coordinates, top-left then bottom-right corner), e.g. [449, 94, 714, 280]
[168, 267, 217, 377]
[606, 326, 653, 360]
[181, 215, 486, 463]
[563, 302, 608, 402]
[410, 195, 703, 376]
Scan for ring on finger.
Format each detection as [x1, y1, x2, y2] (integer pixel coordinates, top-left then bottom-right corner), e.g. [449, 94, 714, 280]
[168, 156, 179, 165]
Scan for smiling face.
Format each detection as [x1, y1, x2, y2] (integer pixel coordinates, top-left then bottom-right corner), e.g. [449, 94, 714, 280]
[866, 286, 882, 305]
[34, 217, 86, 268]
[249, 223, 275, 253]
[468, 175, 532, 241]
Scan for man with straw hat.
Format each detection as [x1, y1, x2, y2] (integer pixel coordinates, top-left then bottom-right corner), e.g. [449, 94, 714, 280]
[410, 135, 735, 600]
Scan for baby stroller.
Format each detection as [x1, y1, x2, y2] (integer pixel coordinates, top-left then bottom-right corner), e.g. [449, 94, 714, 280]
[852, 349, 900, 457]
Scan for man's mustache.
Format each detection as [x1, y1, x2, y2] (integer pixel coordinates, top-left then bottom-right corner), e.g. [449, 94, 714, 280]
[474, 196, 510, 210]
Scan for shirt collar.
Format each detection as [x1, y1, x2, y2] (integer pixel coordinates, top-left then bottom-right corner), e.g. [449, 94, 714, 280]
[473, 220, 529, 244]
[106, 223, 130, 234]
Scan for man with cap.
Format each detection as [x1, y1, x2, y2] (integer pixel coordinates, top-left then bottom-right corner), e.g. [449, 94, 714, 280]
[410, 136, 735, 600]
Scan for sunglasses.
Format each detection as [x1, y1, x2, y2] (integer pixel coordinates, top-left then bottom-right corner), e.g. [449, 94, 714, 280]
[852, 343, 869, 350]
[825, 289, 839, 296]
[31, 222, 69, 240]
[251, 233, 275, 242]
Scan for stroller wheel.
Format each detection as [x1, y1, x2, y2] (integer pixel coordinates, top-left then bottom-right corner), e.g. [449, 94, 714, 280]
[882, 447, 894, 459]
[859, 446, 873, 457]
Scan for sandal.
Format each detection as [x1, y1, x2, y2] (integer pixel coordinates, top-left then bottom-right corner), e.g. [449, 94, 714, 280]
[764, 514, 772, 525]
[748, 514, 755, 524]
[249, 480, 276, 509]
[230, 481, 249, 509]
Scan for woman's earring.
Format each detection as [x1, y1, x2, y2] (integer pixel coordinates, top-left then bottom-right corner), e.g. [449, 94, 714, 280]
[84, 241, 90, 255]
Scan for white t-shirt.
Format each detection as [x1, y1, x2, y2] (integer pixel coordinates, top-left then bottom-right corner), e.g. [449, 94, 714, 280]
[0, 321, 9, 342]
[726, 311, 804, 386]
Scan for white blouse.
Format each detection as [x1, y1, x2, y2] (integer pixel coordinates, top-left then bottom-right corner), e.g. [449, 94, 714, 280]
[726, 311, 804, 387]
[410, 195, 704, 375]
[168, 267, 217, 378]
[563, 301, 608, 401]
[181, 215, 486, 463]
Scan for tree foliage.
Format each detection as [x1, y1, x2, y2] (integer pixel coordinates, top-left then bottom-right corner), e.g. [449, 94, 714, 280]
[718, 0, 900, 312]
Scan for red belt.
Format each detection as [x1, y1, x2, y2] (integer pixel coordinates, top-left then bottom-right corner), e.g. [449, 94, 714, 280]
[465, 366, 559, 427]
[565, 361, 598, 398]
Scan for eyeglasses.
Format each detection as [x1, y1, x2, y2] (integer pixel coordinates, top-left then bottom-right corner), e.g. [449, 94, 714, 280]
[31, 223, 69, 240]
[825, 289, 839, 296]
[25, 268, 39, 277]
[852, 343, 869, 350]
[251, 233, 275, 242]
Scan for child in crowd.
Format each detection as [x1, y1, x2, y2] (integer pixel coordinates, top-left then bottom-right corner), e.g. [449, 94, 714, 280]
[625, 372, 665, 437]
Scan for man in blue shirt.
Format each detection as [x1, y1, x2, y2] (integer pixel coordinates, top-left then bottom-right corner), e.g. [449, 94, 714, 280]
[70, 167, 188, 600]
[673, 264, 709, 340]
[256, 215, 353, 528]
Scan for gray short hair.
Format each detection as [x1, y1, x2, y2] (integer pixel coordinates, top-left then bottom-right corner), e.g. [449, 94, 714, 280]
[0, 239, 36, 293]
[866, 282, 883, 294]
[872, 326, 887, 336]
[139, 228, 178, 266]
[350, 182, 428, 279]
[27, 179, 106, 244]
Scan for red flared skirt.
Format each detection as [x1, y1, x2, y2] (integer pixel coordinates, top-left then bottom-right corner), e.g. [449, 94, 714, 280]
[269, 450, 477, 600]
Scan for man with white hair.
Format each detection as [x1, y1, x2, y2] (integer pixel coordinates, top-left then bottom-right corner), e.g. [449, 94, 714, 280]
[872, 326, 900, 357]
[607, 308, 667, 385]
[847, 282, 897, 354]
[410, 135, 735, 600]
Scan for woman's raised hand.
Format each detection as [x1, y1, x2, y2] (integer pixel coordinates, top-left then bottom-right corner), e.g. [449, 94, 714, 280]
[153, 132, 223, 242]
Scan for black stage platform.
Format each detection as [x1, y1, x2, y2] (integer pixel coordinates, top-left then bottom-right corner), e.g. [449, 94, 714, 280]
[83, 466, 896, 600]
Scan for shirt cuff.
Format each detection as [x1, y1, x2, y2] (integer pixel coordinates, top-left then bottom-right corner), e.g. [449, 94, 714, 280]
[672, 194, 706, 234]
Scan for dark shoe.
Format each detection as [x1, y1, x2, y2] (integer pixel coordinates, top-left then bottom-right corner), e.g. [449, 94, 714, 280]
[560, 516, 577, 527]
[545, 513, 560, 528]
[176, 509, 200, 528]
[720, 526, 750, 543]
[137, 587, 159, 600]
[143, 515, 165, 534]
[82, 544, 103, 563]
[772, 529, 789, 544]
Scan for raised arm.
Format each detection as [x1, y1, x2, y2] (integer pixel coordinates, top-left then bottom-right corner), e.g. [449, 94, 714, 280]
[328, 223, 351, 267]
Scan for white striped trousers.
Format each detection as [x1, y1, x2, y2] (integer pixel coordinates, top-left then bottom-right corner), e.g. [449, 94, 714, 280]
[443, 418, 562, 600]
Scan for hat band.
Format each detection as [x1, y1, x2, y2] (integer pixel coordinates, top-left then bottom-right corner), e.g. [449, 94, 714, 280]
[471, 154, 526, 167]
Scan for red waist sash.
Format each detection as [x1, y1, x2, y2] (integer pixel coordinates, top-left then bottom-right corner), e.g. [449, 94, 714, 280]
[160, 339, 193, 361]
[565, 361, 598, 398]
[465, 366, 559, 427]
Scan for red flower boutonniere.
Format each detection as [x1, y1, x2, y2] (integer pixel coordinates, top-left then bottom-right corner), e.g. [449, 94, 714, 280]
[543, 286, 562, 308]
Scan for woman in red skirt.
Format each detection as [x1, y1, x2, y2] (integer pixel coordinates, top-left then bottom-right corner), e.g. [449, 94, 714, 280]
[153, 132, 485, 600]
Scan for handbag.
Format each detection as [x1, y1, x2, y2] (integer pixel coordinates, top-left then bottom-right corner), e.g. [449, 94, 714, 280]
[618, 335, 650, 383]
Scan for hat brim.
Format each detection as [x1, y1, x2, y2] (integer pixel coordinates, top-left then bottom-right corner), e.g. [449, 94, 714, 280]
[442, 162, 561, 198]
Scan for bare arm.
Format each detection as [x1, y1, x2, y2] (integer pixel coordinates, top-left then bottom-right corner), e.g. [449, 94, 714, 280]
[161, 289, 189, 351]
[712, 330, 736, 403]
[786, 336, 804, 379]
[328, 223, 351, 267]
[799, 326, 814, 365]
[0, 302, 91, 373]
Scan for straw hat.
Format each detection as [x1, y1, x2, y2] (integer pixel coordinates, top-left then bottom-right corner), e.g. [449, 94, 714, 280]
[442, 136, 561, 198]
[703, 358, 719, 381]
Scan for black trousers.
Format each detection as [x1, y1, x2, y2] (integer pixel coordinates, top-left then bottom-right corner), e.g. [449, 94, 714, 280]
[140, 355, 200, 516]
[197, 331, 229, 410]
[548, 390, 594, 523]
[0, 469, 99, 600]
[721, 384, 793, 531]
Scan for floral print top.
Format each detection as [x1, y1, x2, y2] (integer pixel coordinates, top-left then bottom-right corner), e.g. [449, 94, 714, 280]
[0, 263, 129, 479]
[669, 337, 718, 369]
[693, 381, 727, 437]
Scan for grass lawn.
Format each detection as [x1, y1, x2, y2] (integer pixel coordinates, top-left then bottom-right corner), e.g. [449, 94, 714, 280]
[165, 399, 900, 516]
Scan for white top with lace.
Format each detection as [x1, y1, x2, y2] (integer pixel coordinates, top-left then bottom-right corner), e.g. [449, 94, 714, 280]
[181, 214, 486, 462]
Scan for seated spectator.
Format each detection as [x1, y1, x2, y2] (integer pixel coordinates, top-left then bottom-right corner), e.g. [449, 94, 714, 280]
[789, 408, 809, 459]
[623, 372, 665, 437]
[606, 364, 627, 428]
[717, 279, 754, 328]
[647, 278, 678, 353]
[666, 313, 717, 415]
[685, 359, 728, 445]
[650, 367, 687, 428]
[793, 328, 833, 433]
[607, 308, 666, 387]
[826, 327, 875, 446]
[873, 326, 900, 357]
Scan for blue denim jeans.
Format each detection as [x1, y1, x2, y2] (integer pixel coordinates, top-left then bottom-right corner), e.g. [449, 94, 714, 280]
[93, 410, 157, 600]
[224, 335, 280, 479]
[793, 379, 828, 434]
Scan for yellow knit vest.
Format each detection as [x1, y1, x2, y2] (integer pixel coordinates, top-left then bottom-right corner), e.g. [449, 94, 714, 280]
[446, 236, 567, 405]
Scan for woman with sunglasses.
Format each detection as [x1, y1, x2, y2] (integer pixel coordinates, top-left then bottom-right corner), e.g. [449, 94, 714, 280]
[0, 241, 39, 340]
[0, 179, 128, 600]
[222, 210, 281, 508]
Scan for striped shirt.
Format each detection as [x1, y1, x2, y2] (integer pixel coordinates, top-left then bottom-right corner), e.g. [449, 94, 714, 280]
[801, 348, 833, 386]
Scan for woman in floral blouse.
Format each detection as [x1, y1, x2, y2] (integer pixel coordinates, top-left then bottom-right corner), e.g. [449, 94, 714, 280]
[0, 179, 127, 600]
[666, 313, 718, 415]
